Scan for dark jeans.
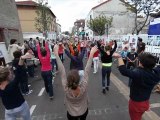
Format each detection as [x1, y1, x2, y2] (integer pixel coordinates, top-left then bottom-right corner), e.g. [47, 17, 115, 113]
[19, 74, 29, 94]
[27, 65, 34, 77]
[127, 62, 135, 87]
[59, 53, 64, 63]
[67, 109, 88, 120]
[51, 59, 58, 72]
[0, 57, 6, 66]
[102, 66, 111, 88]
[41, 70, 53, 97]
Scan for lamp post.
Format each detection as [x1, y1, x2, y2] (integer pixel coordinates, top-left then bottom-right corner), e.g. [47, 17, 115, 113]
[105, 23, 109, 38]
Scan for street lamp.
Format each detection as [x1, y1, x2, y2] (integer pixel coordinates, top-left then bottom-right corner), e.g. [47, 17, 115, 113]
[105, 23, 109, 38]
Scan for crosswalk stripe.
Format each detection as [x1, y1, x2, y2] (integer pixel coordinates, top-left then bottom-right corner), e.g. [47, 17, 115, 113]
[30, 105, 36, 115]
[38, 87, 45, 96]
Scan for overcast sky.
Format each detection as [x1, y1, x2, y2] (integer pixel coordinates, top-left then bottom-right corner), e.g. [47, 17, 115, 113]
[16, 0, 101, 31]
[46, 0, 99, 32]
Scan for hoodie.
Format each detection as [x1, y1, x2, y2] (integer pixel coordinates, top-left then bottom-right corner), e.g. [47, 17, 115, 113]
[8, 44, 23, 60]
[119, 65, 160, 102]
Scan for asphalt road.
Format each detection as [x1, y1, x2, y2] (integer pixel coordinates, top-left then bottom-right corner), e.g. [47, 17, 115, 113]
[0, 55, 160, 120]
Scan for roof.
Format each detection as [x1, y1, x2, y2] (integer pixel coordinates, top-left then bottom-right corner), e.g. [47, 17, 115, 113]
[16, 1, 56, 18]
[92, 0, 112, 10]
[150, 11, 160, 18]
[16, 1, 37, 6]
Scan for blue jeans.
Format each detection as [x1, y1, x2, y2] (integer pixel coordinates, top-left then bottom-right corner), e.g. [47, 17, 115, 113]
[41, 70, 53, 97]
[5, 101, 31, 120]
[51, 59, 58, 72]
[102, 66, 111, 88]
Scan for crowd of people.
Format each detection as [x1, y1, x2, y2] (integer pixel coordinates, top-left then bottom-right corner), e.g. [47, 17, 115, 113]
[0, 37, 160, 120]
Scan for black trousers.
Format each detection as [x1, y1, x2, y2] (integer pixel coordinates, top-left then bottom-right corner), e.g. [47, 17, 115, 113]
[0, 57, 6, 66]
[67, 109, 88, 120]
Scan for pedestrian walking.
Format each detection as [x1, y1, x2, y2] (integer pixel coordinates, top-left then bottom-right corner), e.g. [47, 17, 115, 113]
[116, 53, 160, 120]
[92, 43, 100, 73]
[58, 42, 64, 63]
[37, 40, 54, 100]
[0, 52, 32, 120]
[97, 40, 117, 94]
[54, 44, 98, 120]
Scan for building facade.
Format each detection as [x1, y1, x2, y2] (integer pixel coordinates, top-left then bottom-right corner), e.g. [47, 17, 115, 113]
[0, 0, 23, 63]
[85, 0, 136, 38]
[16, 0, 56, 39]
[0, 0, 23, 46]
[73, 19, 85, 38]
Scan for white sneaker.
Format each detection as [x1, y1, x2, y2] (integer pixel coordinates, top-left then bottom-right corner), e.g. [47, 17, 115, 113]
[93, 71, 96, 74]
[25, 90, 33, 95]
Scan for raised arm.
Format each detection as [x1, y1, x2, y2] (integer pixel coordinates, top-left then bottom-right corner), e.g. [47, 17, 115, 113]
[83, 46, 98, 83]
[14, 52, 32, 85]
[117, 55, 140, 80]
[45, 42, 50, 58]
[54, 44, 67, 90]
[111, 40, 117, 54]
[36, 42, 42, 58]
[97, 41, 105, 54]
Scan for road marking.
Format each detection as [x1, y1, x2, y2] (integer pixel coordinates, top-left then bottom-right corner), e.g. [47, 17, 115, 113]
[150, 103, 160, 108]
[30, 105, 36, 115]
[111, 73, 160, 120]
[38, 87, 45, 96]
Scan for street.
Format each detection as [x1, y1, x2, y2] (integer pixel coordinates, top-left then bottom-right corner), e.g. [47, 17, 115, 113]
[0, 55, 160, 120]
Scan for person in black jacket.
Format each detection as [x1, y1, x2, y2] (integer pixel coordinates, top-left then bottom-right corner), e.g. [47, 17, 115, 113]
[116, 53, 160, 120]
[97, 40, 117, 94]
[0, 52, 32, 120]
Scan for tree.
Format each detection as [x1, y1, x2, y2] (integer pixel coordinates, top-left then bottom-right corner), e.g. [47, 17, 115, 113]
[120, 0, 160, 35]
[35, 0, 53, 37]
[87, 15, 112, 36]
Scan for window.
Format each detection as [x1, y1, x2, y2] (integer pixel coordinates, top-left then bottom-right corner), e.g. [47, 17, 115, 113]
[0, 29, 4, 42]
[90, 15, 92, 20]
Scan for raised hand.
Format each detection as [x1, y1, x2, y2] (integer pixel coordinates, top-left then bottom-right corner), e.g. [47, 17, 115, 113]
[54, 44, 59, 55]
[90, 46, 98, 57]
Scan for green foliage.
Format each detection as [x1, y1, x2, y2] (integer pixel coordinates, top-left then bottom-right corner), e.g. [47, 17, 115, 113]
[87, 15, 112, 36]
[35, 0, 53, 34]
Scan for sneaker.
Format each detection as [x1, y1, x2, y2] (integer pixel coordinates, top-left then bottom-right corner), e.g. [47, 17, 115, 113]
[25, 90, 33, 95]
[52, 78, 54, 84]
[28, 84, 31, 87]
[93, 71, 96, 74]
[102, 89, 106, 94]
[50, 96, 54, 100]
[106, 87, 109, 91]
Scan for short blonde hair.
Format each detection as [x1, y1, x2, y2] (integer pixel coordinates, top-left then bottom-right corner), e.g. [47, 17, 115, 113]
[0, 66, 10, 83]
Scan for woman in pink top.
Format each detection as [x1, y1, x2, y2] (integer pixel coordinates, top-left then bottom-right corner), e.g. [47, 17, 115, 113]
[37, 40, 53, 100]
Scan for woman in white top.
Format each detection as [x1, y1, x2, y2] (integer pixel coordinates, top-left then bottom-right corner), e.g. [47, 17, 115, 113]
[8, 39, 23, 60]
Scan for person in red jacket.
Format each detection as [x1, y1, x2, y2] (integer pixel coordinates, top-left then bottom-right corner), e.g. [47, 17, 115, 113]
[37, 40, 53, 100]
[92, 44, 99, 73]
[58, 42, 64, 63]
